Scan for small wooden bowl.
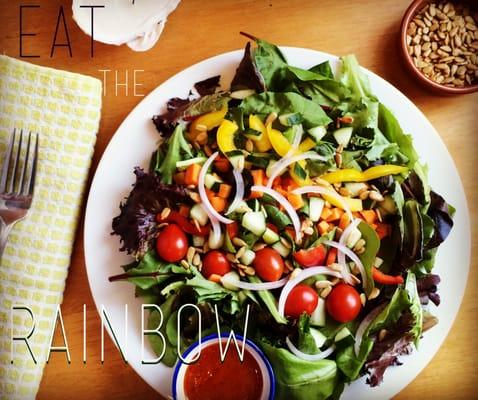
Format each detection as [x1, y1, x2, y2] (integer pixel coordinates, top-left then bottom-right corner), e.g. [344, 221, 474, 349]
[400, 0, 478, 94]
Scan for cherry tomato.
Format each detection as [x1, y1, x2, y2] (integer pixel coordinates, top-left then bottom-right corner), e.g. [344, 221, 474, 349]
[202, 250, 232, 278]
[284, 284, 319, 319]
[226, 222, 239, 240]
[253, 248, 284, 282]
[156, 224, 188, 263]
[326, 283, 362, 323]
[293, 244, 327, 267]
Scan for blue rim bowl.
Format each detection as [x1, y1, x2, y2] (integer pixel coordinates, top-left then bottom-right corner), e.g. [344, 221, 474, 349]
[172, 333, 275, 400]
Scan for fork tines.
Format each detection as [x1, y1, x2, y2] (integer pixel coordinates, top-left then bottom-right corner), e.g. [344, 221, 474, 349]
[0, 129, 39, 197]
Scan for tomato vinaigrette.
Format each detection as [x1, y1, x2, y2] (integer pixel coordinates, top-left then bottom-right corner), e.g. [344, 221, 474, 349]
[184, 342, 263, 400]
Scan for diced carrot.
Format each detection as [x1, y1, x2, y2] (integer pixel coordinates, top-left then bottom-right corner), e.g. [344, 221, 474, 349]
[326, 208, 344, 222]
[218, 183, 232, 199]
[326, 247, 338, 266]
[338, 212, 351, 230]
[173, 171, 185, 185]
[376, 223, 391, 239]
[320, 207, 333, 221]
[208, 274, 222, 283]
[179, 205, 190, 217]
[318, 221, 330, 236]
[249, 170, 266, 198]
[210, 196, 227, 213]
[360, 210, 378, 225]
[287, 192, 304, 210]
[184, 164, 201, 186]
[205, 187, 216, 201]
[214, 156, 231, 173]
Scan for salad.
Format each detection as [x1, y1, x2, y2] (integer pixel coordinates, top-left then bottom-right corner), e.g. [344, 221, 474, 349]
[110, 34, 454, 399]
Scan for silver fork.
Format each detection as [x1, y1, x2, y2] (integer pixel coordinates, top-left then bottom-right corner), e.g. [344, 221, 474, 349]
[0, 129, 39, 259]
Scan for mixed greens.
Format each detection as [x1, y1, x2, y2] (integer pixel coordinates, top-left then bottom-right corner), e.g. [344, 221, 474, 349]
[111, 35, 454, 399]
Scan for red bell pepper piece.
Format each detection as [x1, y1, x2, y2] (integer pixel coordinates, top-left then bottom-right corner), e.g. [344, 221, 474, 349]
[371, 267, 404, 285]
[157, 211, 210, 236]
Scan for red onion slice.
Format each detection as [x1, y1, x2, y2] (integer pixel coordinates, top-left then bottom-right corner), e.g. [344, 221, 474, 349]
[323, 240, 368, 290]
[251, 185, 301, 241]
[292, 185, 353, 221]
[278, 266, 343, 317]
[354, 303, 387, 356]
[266, 152, 327, 188]
[286, 337, 336, 361]
[225, 168, 245, 215]
[220, 275, 289, 291]
[198, 152, 234, 224]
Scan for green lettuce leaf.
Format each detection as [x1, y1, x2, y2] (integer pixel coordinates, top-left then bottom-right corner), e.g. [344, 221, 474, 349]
[261, 341, 338, 400]
[240, 92, 332, 128]
[158, 124, 192, 184]
[378, 103, 418, 169]
[405, 272, 423, 346]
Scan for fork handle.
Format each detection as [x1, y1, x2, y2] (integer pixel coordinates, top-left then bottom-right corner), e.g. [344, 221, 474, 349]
[0, 220, 13, 261]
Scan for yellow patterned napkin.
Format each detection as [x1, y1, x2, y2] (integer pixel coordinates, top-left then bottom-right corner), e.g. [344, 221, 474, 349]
[0, 56, 102, 399]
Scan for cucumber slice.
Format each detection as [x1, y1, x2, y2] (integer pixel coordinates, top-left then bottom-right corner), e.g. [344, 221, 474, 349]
[309, 197, 325, 222]
[240, 249, 256, 266]
[262, 227, 280, 244]
[192, 235, 205, 247]
[228, 154, 245, 171]
[176, 156, 206, 170]
[308, 126, 327, 142]
[242, 211, 266, 236]
[333, 127, 353, 147]
[190, 204, 208, 226]
[204, 173, 222, 189]
[310, 328, 327, 349]
[221, 271, 241, 291]
[279, 113, 303, 126]
[310, 297, 326, 327]
[334, 327, 355, 348]
[272, 240, 291, 257]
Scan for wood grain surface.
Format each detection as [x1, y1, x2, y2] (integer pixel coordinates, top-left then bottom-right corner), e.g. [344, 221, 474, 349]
[0, 0, 476, 399]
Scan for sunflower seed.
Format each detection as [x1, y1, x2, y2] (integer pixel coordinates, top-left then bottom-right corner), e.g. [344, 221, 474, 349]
[368, 287, 381, 300]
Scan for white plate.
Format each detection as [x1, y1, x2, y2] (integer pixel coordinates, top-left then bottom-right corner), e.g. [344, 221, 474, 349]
[84, 48, 470, 399]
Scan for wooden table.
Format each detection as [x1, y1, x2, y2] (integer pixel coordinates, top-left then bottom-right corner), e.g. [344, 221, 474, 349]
[1, 0, 476, 398]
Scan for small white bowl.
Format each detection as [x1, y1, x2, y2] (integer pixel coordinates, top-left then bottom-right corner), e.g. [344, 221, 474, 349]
[172, 334, 275, 400]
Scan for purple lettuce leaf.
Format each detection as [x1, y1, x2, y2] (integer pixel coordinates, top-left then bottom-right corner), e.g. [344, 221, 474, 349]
[111, 168, 192, 257]
[194, 75, 221, 96]
[230, 41, 266, 92]
[417, 273, 441, 306]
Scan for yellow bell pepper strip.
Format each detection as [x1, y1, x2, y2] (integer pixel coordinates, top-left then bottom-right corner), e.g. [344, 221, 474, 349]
[217, 119, 238, 154]
[321, 165, 408, 184]
[248, 115, 272, 152]
[266, 123, 292, 157]
[189, 106, 228, 139]
[298, 137, 316, 152]
[324, 195, 363, 212]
